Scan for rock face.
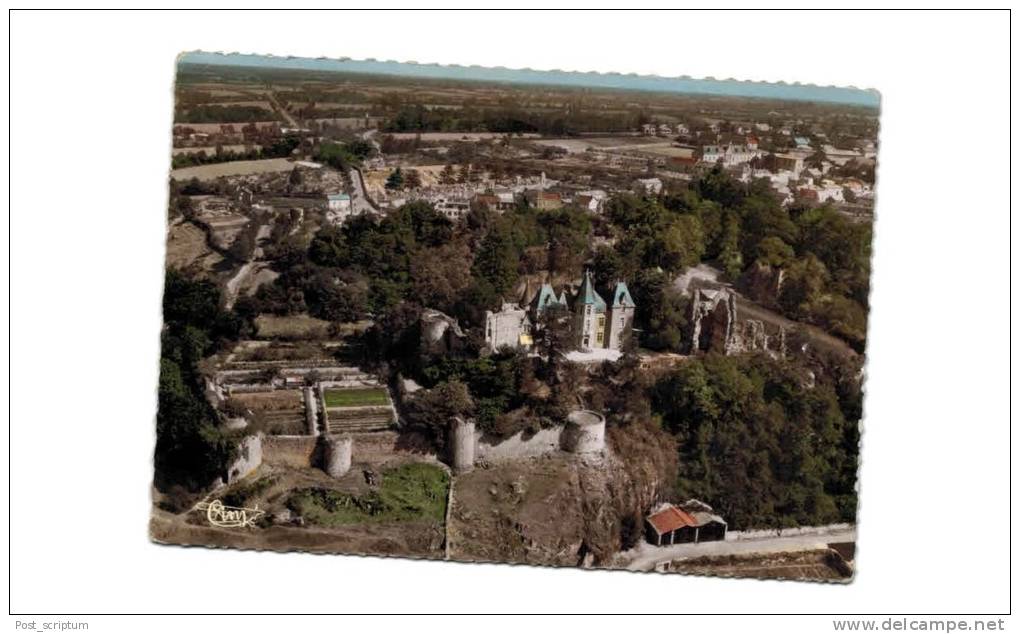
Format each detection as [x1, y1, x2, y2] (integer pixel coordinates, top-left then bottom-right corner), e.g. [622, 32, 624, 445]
[419, 309, 466, 356]
[226, 434, 263, 484]
[446, 420, 676, 568]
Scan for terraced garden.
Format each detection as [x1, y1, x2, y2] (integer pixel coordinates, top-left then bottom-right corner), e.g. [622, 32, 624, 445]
[324, 387, 390, 408]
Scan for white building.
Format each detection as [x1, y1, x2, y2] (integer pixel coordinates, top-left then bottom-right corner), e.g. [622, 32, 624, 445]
[632, 178, 663, 196]
[326, 193, 354, 225]
[484, 303, 533, 352]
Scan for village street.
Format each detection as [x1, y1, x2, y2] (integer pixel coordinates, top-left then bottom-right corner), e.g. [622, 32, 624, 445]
[618, 527, 857, 571]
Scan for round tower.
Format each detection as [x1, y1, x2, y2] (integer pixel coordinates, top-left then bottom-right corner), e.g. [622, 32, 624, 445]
[562, 410, 606, 454]
[322, 434, 353, 479]
[450, 417, 476, 474]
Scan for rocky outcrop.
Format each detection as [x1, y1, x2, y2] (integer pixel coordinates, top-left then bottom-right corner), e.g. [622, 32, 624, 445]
[445, 419, 676, 567]
[419, 309, 466, 356]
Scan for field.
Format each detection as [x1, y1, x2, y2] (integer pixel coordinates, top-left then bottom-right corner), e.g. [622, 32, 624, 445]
[227, 390, 303, 412]
[529, 136, 666, 154]
[165, 219, 224, 274]
[666, 549, 853, 581]
[170, 158, 296, 181]
[286, 463, 449, 526]
[254, 313, 332, 339]
[324, 387, 389, 408]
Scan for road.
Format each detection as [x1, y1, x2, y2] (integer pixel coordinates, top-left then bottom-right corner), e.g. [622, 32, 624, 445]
[265, 87, 299, 128]
[348, 167, 378, 215]
[619, 527, 857, 571]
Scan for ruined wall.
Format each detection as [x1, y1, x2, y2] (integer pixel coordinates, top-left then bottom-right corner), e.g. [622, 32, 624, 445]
[262, 435, 319, 469]
[475, 425, 564, 463]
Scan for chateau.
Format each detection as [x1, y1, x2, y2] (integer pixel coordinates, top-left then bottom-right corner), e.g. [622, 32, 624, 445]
[484, 269, 635, 354]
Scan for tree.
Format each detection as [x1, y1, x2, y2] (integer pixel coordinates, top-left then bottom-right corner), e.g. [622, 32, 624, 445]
[385, 167, 405, 190]
[288, 166, 303, 188]
[439, 163, 457, 185]
[471, 225, 519, 299]
[404, 381, 475, 448]
[410, 240, 473, 313]
[651, 354, 855, 530]
[404, 169, 422, 189]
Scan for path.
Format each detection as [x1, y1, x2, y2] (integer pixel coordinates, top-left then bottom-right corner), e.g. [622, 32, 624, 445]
[619, 527, 856, 572]
[265, 87, 299, 128]
[223, 220, 277, 309]
[348, 167, 378, 215]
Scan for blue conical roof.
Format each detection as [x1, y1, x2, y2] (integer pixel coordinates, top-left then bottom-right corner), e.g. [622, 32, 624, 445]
[576, 270, 606, 311]
[612, 281, 635, 308]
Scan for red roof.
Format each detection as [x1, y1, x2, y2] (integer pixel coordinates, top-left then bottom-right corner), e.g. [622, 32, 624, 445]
[646, 505, 698, 535]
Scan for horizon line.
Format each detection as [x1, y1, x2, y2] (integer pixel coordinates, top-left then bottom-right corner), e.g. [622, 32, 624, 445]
[177, 51, 881, 109]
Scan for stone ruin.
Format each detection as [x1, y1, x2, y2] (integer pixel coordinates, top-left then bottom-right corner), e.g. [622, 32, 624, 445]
[688, 287, 786, 357]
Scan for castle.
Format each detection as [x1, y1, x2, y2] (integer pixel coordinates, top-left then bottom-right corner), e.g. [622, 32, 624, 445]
[484, 269, 635, 354]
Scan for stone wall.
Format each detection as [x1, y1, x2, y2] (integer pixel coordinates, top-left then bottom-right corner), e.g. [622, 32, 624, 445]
[262, 435, 319, 469]
[475, 425, 565, 463]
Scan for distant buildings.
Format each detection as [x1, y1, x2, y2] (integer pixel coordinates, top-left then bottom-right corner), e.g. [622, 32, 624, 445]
[772, 153, 805, 174]
[632, 177, 663, 196]
[699, 143, 760, 167]
[524, 190, 563, 210]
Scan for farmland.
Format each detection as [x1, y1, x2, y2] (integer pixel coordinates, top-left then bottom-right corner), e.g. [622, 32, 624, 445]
[170, 157, 296, 180]
[324, 387, 390, 408]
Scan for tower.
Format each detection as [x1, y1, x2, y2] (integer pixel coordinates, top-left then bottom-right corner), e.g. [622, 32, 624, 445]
[574, 270, 607, 351]
[606, 281, 636, 351]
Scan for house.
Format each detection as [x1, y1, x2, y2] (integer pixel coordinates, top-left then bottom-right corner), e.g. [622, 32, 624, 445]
[327, 192, 351, 213]
[575, 189, 608, 214]
[484, 303, 533, 352]
[432, 196, 472, 221]
[326, 193, 354, 224]
[524, 190, 563, 210]
[641, 123, 658, 136]
[699, 143, 759, 167]
[645, 501, 727, 546]
[657, 123, 673, 136]
[472, 193, 500, 211]
[794, 136, 812, 148]
[632, 177, 663, 196]
[772, 153, 805, 174]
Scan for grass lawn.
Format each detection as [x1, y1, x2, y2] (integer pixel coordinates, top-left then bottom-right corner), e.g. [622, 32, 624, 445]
[323, 387, 389, 408]
[286, 463, 449, 526]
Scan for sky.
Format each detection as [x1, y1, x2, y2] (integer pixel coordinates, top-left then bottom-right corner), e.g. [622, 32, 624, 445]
[178, 51, 881, 109]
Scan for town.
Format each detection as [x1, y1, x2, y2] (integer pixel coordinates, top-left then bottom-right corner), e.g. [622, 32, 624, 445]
[152, 55, 871, 581]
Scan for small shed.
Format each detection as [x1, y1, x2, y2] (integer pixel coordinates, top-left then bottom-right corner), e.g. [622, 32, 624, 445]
[645, 500, 727, 546]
